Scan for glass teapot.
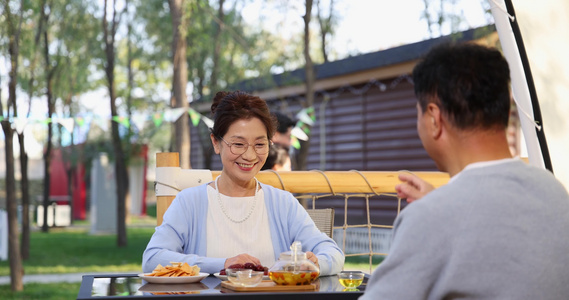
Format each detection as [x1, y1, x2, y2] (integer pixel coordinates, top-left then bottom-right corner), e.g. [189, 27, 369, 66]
[268, 241, 320, 285]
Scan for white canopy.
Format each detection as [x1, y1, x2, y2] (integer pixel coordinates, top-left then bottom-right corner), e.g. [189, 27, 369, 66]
[491, 0, 569, 190]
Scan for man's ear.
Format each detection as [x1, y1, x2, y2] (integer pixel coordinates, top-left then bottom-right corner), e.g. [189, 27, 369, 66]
[426, 103, 443, 139]
[211, 134, 220, 154]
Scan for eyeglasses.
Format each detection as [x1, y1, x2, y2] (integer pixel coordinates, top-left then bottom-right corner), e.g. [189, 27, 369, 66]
[218, 136, 272, 155]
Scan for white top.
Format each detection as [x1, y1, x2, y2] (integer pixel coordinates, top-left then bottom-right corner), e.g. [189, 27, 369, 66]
[206, 185, 276, 267]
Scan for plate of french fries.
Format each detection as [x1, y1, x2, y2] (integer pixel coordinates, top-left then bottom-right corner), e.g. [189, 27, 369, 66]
[139, 262, 209, 284]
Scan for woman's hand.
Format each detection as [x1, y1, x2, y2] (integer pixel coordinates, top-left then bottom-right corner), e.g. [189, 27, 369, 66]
[224, 253, 261, 269]
[395, 173, 435, 203]
[306, 251, 319, 268]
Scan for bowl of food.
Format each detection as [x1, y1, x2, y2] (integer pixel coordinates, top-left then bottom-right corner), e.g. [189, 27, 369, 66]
[226, 268, 264, 287]
[338, 271, 364, 290]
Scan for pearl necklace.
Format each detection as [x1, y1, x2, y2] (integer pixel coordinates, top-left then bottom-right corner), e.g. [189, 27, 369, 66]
[215, 176, 259, 224]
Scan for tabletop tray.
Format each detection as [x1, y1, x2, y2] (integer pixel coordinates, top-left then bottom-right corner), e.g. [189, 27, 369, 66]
[221, 280, 316, 292]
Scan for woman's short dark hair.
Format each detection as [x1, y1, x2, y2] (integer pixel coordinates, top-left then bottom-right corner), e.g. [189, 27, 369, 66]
[412, 42, 511, 130]
[210, 91, 277, 140]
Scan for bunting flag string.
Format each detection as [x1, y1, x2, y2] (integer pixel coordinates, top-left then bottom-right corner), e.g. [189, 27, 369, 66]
[57, 118, 75, 134]
[289, 106, 316, 149]
[188, 108, 201, 127]
[1, 76, 410, 147]
[0, 105, 214, 138]
[131, 113, 147, 131]
[112, 116, 131, 128]
[152, 113, 164, 127]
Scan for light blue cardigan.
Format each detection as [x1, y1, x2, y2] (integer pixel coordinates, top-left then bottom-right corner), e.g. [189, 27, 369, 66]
[142, 182, 344, 275]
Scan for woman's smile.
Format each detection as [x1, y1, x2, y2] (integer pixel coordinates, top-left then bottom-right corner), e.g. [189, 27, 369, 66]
[236, 162, 257, 171]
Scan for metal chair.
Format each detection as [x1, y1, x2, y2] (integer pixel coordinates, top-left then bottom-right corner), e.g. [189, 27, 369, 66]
[306, 208, 335, 238]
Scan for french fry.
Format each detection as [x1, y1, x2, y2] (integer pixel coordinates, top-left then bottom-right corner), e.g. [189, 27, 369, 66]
[146, 262, 200, 277]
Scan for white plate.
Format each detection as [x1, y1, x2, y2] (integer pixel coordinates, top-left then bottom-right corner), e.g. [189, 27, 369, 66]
[138, 272, 209, 284]
[214, 272, 270, 281]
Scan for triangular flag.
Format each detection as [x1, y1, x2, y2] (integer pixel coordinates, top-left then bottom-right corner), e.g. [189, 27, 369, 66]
[306, 106, 315, 120]
[131, 113, 147, 131]
[82, 115, 94, 131]
[163, 107, 187, 122]
[188, 108, 201, 127]
[152, 113, 164, 127]
[13, 117, 29, 134]
[58, 118, 75, 133]
[291, 136, 301, 149]
[291, 126, 309, 141]
[112, 116, 130, 128]
[92, 116, 109, 132]
[302, 123, 311, 135]
[75, 116, 85, 127]
[201, 115, 214, 129]
[296, 108, 314, 126]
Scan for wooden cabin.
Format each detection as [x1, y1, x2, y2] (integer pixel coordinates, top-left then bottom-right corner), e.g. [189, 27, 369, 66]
[185, 25, 518, 227]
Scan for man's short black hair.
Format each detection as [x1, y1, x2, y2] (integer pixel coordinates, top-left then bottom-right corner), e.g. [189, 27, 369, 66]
[273, 111, 296, 134]
[412, 42, 511, 130]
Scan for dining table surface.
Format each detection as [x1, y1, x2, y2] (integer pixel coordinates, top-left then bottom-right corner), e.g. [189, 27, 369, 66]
[77, 272, 369, 300]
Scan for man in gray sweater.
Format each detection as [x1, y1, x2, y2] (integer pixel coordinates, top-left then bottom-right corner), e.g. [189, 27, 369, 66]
[360, 43, 569, 299]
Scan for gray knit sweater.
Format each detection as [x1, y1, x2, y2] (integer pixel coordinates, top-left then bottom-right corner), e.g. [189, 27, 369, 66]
[360, 159, 569, 300]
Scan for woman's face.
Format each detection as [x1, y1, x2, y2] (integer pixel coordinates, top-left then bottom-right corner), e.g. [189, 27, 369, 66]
[212, 117, 270, 185]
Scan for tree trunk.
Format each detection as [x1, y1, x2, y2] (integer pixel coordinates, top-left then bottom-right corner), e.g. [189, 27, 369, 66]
[64, 123, 76, 226]
[103, 0, 129, 247]
[2, 0, 25, 290]
[210, 0, 225, 94]
[1, 122, 24, 291]
[21, 0, 45, 254]
[169, 0, 191, 169]
[41, 10, 54, 233]
[316, 0, 334, 63]
[18, 133, 30, 259]
[126, 0, 134, 223]
[298, 0, 315, 170]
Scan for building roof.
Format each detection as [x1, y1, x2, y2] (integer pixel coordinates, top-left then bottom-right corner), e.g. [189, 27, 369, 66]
[234, 25, 496, 93]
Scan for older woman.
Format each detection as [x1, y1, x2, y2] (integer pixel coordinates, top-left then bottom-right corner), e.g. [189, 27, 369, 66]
[142, 91, 344, 276]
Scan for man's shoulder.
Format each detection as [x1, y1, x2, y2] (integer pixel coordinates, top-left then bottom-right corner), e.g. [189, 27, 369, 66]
[461, 160, 566, 193]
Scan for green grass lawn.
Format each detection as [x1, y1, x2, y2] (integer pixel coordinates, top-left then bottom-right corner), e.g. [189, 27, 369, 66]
[0, 226, 155, 276]
[0, 282, 81, 300]
[0, 224, 155, 299]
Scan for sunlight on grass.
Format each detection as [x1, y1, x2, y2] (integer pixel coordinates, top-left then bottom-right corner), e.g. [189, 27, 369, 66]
[343, 255, 384, 274]
[0, 282, 81, 300]
[0, 227, 155, 276]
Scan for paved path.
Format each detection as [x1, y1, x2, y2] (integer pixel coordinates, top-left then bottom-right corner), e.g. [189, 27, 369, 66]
[0, 271, 140, 285]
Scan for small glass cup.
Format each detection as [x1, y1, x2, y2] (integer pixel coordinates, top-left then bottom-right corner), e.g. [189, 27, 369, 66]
[338, 271, 364, 291]
[226, 268, 264, 287]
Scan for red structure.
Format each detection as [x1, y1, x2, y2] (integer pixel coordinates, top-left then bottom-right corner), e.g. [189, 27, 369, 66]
[49, 148, 87, 220]
[49, 144, 149, 220]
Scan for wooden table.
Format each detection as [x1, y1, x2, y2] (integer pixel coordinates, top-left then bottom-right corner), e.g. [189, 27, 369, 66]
[77, 273, 368, 299]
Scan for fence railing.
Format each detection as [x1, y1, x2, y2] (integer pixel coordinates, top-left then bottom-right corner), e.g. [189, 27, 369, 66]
[155, 152, 449, 273]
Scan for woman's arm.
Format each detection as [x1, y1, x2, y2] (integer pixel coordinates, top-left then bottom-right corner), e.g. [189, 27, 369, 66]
[142, 188, 225, 274]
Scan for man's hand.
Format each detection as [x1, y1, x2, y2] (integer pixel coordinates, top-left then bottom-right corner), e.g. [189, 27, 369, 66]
[395, 173, 435, 203]
[224, 253, 261, 269]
